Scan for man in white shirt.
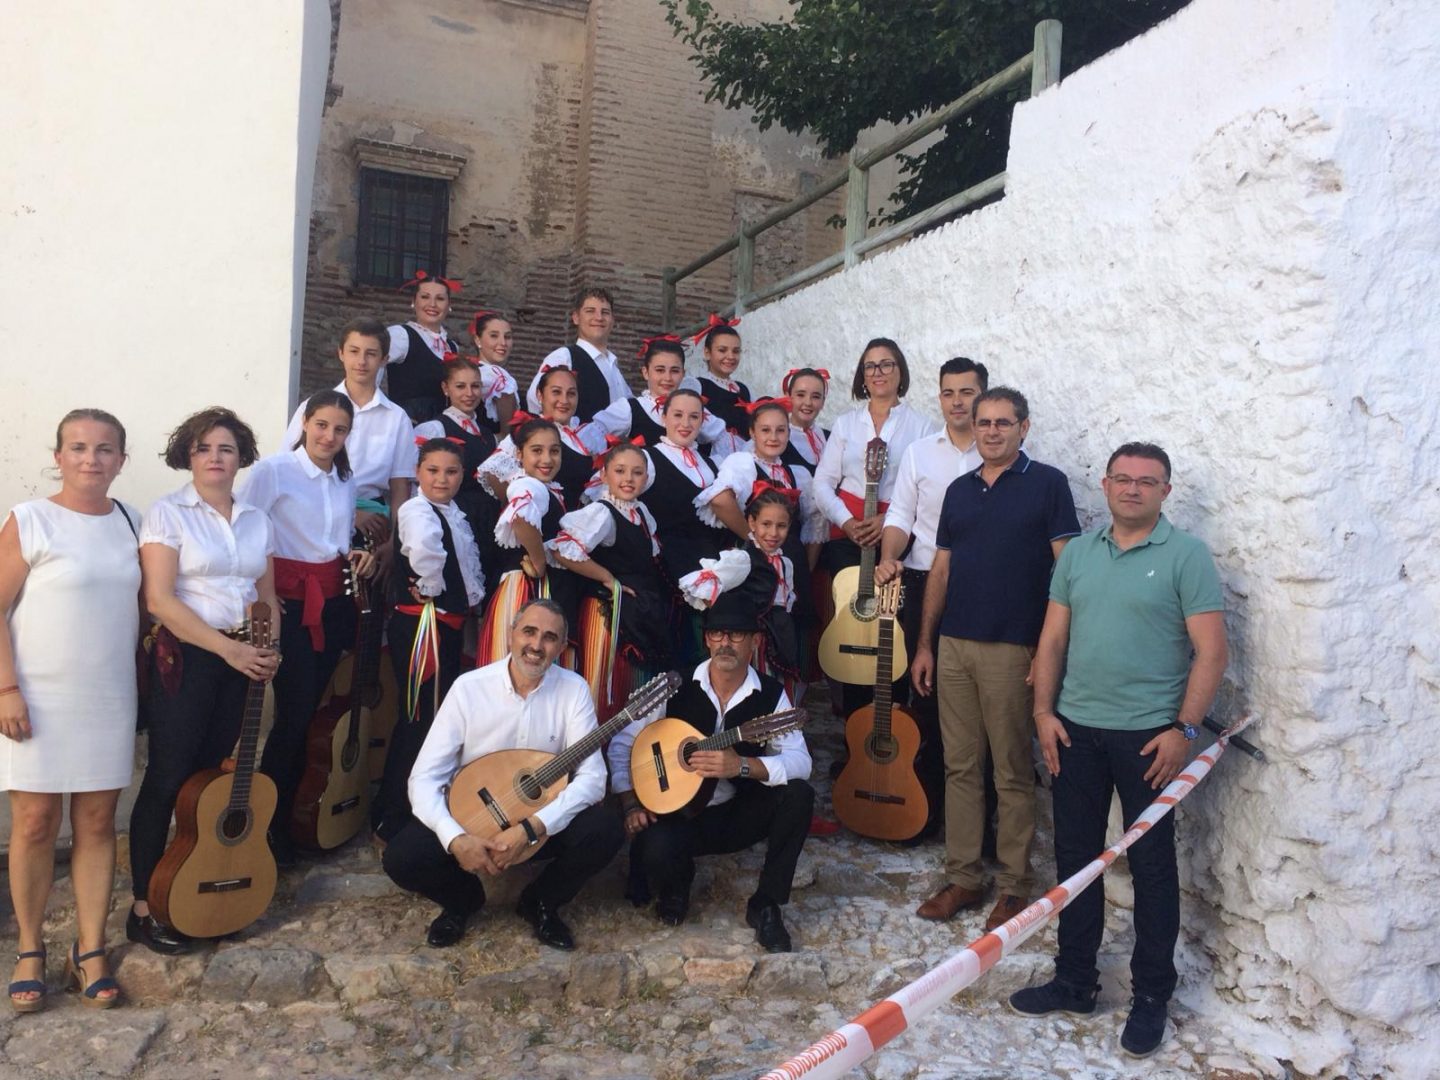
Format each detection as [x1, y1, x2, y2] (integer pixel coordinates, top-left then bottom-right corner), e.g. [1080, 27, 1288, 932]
[609, 595, 814, 953]
[381, 599, 622, 950]
[876, 357, 988, 836]
[283, 318, 416, 550]
[524, 286, 634, 421]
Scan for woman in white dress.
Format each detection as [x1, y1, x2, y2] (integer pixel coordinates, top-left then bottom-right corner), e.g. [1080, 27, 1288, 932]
[0, 409, 139, 1011]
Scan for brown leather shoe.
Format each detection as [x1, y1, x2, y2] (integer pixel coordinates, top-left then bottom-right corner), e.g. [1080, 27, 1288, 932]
[915, 883, 986, 921]
[985, 894, 1030, 931]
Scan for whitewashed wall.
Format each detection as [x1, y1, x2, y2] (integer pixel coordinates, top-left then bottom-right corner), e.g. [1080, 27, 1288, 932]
[0, 0, 332, 514]
[735, 0, 1439, 1074]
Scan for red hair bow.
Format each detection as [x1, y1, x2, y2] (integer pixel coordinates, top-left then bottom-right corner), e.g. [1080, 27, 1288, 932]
[468, 309, 502, 336]
[637, 333, 683, 358]
[592, 434, 646, 469]
[782, 367, 830, 393]
[508, 410, 539, 429]
[742, 396, 793, 415]
[400, 269, 462, 294]
[690, 313, 740, 346]
[414, 435, 467, 448]
[750, 478, 800, 504]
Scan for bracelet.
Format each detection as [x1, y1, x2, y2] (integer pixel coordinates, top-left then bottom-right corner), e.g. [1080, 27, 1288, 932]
[0, 685, 19, 698]
[519, 818, 539, 846]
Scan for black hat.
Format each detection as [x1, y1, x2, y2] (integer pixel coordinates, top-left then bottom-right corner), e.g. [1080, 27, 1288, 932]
[703, 589, 761, 634]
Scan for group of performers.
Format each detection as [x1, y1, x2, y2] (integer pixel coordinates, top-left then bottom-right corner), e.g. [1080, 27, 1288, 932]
[0, 275, 1227, 1060]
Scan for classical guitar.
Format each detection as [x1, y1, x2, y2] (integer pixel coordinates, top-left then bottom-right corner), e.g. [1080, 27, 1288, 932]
[291, 560, 378, 850]
[818, 436, 909, 685]
[315, 565, 397, 782]
[628, 707, 808, 816]
[148, 603, 278, 938]
[446, 671, 682, 863]
[831, 580, 928, 841]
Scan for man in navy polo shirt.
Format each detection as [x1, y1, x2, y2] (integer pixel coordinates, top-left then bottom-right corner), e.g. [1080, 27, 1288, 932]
[911, 387, 1079, 931]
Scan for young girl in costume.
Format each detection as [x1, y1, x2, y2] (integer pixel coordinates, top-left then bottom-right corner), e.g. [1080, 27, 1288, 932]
[483, 367, 608, 511]
[468, 309, 518, 432]
[594, 335, 726, 449]
[689, 315, 749, 460]
[779, 367, 830, 471]
[386, 271, 462, 423]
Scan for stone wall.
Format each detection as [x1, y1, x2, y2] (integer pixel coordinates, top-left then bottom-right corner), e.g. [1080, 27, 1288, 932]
[728, 0, 1439, 1074]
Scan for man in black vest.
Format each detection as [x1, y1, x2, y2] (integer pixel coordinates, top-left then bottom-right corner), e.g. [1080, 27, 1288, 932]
[525, 286, 633, 421]
[608, 595, 814, 952]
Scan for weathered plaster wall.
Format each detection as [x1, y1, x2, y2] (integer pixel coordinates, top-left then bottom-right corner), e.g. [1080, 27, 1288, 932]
[732, 0, 1438, 1074]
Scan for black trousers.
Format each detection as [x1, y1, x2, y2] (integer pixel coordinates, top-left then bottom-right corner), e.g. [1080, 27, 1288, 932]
[130, 642, 248, 902]
[632, 779, 815, 907]
[382, 802, 623, 915]
[262, 594, 357, 836]
[1052, 716, 1179, 1002]
[372, 610, 463, 841]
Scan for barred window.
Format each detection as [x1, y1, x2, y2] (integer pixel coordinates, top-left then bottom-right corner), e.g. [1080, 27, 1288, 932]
[355, 169, 449, 286]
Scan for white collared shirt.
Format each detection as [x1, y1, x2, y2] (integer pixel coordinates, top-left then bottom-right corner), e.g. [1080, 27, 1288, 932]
[408, 657, 607, 850]
[237, 447, 355, 562]
[525, 339, 634, 413]
[606, 660, 809, 807]
[396, 496, 485, 608]
[884, 428, 983, 570]
[139, 482, 274, 630]
[284, 383, 418, 502]
[812, 401, 939, 528]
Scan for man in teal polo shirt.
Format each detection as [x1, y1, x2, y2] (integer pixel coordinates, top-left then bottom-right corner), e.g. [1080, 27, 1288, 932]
[1009, 442, 1227, 1060]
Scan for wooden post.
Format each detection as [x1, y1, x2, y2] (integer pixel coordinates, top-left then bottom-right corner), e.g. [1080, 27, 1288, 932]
[735, 233, 755, 317]
[844, 154, 869, 269]
[661, 268, 677, 332]
[1031, 20, 1062, 95]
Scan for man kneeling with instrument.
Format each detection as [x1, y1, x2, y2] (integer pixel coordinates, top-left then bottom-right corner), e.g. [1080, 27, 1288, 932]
[382, 598, 622, 950]
[609, 593, 814, 953]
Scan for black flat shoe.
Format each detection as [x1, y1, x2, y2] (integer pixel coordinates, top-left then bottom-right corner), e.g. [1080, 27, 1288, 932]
[267, 829, 297, 869]
[425, 909, 469, 949]
[515, 891, 574, 951]
[126, 909, 193, 956]
[655, 890, 690, 927]
[746, 900, 792, 953]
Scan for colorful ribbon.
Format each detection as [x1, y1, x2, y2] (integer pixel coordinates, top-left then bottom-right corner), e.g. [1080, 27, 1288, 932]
[405, 600, 441, 722]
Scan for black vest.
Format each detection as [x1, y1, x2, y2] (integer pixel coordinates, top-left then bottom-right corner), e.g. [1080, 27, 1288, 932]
[555, 432, 596, 510]
[387, 325, 453, 423]
[698, 375, 752, 437]
[390, 503, 469, 613]
[666, 666, 786, 760]
[568, 344, 615, 423]
[642, 447, 731, 580]
[626, 398, 666, 446]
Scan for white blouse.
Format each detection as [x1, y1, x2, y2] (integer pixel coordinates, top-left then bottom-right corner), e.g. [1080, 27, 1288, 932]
[787, 424, 828, 468]
[677, 545, 793, 612]
[237, 447, 355, 563]
[387, 321, 455, 363]
[414, 406, 488, 441]
[592, 391, 727, 446]
[140, 483, 273, 630]
[396, 496, 485, 608]
[639, 439, 717, 495]
[549, 496, 660, 563]
[481, 418, 608, 489]
[284, 383, 417, 502]
[812, 401, 939, 528]
[495, 474, 563, 557]
[697, 450, 825, 544]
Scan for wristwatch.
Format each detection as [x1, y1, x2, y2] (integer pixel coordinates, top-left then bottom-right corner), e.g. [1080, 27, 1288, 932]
[738, 759, 751, 780]
[519, 818, 541, 846]
[1171, 720, 1198, 741]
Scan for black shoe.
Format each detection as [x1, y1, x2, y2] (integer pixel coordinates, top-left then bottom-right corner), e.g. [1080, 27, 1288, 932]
[267, 829, 297, 869]
[425, 909, 470, 949]
[1120, 994, 1168, 1058]
[745, 899, 792, 953]
[126, 908, 193, 956]
[624, 866, 651, 908]
[655, 889, 690, 927]
[1008, 977, 1100, 1017]
[515, 891, 574, 951]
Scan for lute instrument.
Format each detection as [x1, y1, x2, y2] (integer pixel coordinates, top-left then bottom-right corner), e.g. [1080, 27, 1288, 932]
[148, 603, 279, 938]
[819, 436, 909, 685]
[628, 707, 808, 816]
[446, 670, 682, 863]
[292, 558, 378, 850]
[831, 580, 929, 841]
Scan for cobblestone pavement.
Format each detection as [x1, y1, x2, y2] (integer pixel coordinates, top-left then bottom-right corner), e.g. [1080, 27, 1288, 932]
[0, 702, 1288, 1080]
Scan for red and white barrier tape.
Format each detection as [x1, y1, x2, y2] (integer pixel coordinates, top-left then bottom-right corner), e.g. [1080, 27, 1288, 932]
[761, 716, 1255, 1080]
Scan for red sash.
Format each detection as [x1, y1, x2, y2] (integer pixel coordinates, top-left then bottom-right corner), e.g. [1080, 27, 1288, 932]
[829, 487, 890, 541]
[396, 603, 467, 631]
[274, 556, 345, 651]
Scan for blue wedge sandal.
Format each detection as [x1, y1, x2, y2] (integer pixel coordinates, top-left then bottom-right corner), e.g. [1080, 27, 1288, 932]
[66, 943, 120, 1009]
[8, 947, 47, 1013]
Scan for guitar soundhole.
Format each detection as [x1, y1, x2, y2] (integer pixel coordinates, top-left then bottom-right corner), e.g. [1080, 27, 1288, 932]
[340, 741, 360, 771]
[678, 738, 701, 771]
[866, 733, 899, 765]
[517, 771, 544, 802]
[850, 595, 878, 622]
[218, 809, 252, 845]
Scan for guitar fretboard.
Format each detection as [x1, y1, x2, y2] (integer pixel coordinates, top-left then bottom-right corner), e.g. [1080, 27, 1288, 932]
[873, 612, 894, 740]
[533, 673, 679, 790]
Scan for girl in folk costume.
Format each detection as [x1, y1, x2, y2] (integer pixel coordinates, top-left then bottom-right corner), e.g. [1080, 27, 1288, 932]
[779, 367, 831, 471]
[413, 357, 502, 584]
[550, 444, 671, 720]
[482, 367, 608, 511]
[468, 309, 519, 433]
[1, 410, 138, 1010]
[386, 270, 463, 424]
[475, 420, 580, 668]
[593, 335, 727, 449]
[237, 391, 376, 866]
[636, 389, 732, 586]
[689, 315, 750, 460]
[680, 490, 803, 699]
[373, 440, 486, 842]
[128, 409, 279, 959]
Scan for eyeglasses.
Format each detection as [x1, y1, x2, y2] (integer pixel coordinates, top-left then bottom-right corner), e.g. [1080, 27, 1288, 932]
[862, 360, 898, 375]
[1106, 474, 1165, 490]
[703, 629, 753, 642]
[973, 418, 1018, 431]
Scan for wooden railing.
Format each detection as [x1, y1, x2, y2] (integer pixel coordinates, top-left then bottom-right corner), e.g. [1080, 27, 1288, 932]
[662, 20, 1062, 333]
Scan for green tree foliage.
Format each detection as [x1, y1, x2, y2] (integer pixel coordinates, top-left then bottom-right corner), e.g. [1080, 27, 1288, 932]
[661, 0, 1189, 222]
